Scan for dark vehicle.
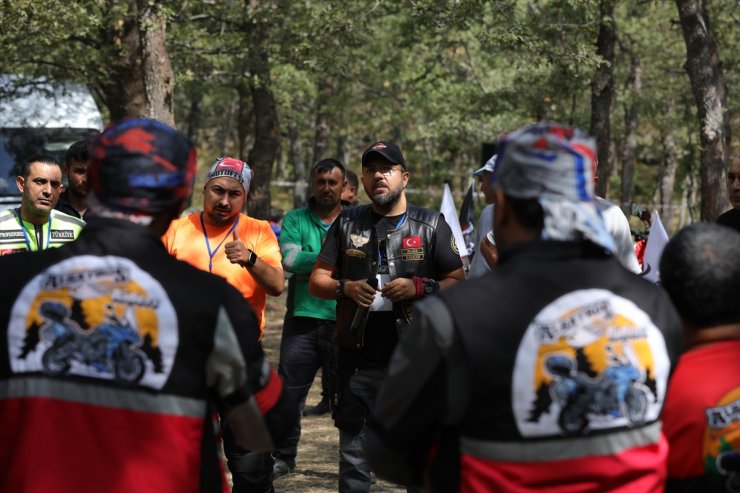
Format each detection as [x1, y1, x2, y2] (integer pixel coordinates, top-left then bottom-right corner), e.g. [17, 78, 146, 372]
[0, 75, 102, 210]
[546, 353, 649, 435]
[39, 301, 146, 385]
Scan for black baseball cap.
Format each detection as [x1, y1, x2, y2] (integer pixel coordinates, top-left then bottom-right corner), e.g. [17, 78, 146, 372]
[361, 141, 406, 169]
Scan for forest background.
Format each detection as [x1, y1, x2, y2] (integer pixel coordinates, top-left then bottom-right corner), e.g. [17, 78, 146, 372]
[1, 0, 738, 235]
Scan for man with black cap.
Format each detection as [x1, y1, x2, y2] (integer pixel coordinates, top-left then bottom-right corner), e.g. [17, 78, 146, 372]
[0, 118, 295, 492]
[310, 140, 465, 492]
[364, 123, 683, 492]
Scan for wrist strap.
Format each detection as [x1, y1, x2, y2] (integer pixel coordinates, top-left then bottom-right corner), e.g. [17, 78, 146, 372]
[412, 276, 424, 299]
[336, 279, 346, 300]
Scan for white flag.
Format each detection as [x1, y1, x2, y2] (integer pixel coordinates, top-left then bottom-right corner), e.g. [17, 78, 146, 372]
[640, 211, 669, 283]
[440, 183, 469, 258]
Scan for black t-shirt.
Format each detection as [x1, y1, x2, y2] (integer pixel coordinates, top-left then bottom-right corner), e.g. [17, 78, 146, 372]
[319, 209, 462, 367]
[716, 208, 740, 234]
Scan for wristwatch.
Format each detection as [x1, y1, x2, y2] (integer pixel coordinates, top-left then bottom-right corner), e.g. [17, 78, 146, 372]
[422, 278, 439, 296]
[336, 279, 346, 299]
[247, 249, 258, 266]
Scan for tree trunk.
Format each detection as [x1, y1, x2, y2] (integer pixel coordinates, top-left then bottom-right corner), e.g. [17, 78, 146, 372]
[675, 0, 730, 221]
[289, 124, 308, 209]
[590, 0, 617, 198]
[245, 21, 278, 220]
[312, 77, 333, 165]
[620, 48, 641, 217]
[96, 0, 173, 124]
[236, 79, 254, 162]
[136, 0, 174, 125]
[97, 1, 144, 121]
[657, 99, 680, 232]
[185, 85, 203, 145]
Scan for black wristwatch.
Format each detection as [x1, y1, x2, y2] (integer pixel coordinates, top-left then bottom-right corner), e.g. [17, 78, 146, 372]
[336, 279, 346, 299]
[422, 278, 440, 296]
[247, 249, 258, 266]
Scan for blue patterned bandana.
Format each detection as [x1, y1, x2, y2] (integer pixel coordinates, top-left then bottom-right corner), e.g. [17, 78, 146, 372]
[492, 122, 616, 252]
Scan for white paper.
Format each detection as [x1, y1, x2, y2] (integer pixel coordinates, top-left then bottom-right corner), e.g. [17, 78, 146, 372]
[369, 273, 392, 311]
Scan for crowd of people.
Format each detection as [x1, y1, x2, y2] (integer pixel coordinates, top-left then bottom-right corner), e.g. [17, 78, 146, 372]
[0, 118, 738, 493]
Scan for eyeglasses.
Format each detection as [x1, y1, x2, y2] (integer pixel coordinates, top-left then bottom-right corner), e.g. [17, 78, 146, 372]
[362, 165, 402, 176]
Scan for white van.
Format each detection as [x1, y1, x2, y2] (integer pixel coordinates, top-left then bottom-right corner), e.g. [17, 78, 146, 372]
[0, 75, 104, 209]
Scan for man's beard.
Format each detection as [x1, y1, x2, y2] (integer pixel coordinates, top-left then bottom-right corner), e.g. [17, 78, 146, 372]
[371, 186, 402, 209]
[209, 208, 238, 226]
[69, 185, 87, 198]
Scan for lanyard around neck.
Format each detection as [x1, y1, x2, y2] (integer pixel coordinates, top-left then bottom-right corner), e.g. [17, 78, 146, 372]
[15, 208, 51, 251]
[200, 212, 239, 273]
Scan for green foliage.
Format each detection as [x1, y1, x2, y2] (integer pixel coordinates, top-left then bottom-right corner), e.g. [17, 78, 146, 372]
[1, 0, 737, 216]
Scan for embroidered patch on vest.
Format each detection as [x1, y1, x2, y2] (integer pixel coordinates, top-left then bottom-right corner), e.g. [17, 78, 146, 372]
[350, 234, 369, 248]
[401, 248, 424, 261]
[346, 248, 367, 258]
[511, 289, 670, 438]
[7, 256, 179, 390]
[402, 235, 421, 248]
[450, 235, 459, 255]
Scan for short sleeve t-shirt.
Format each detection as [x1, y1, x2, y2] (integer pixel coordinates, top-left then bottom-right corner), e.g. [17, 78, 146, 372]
[162, 212, 283, 336]
[319, 209, 462, 367]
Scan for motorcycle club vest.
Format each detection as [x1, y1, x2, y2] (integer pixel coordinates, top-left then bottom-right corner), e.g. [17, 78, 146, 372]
[334, 204, 440, 349]
[430, 241, 681, 491]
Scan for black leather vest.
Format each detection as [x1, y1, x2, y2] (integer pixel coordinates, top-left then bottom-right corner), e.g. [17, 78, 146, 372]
[334, 204, 440, 348]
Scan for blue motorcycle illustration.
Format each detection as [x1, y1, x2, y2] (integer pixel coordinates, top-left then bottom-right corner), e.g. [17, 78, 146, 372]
[39, 301, 146, 384]
[545, 352, 649, 435]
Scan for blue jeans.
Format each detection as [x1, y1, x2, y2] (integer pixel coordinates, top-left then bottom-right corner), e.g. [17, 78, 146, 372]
[274, 316, 335, 465]
[337, 367, 386, 493]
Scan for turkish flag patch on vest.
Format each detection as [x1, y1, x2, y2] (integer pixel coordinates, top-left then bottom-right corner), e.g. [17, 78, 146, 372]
[402, 236, 422, 248]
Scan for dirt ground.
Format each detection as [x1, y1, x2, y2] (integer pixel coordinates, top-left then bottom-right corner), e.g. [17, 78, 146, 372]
[260, 292, 405, 493]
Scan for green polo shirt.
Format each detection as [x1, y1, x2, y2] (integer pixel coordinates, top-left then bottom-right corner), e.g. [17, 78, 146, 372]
[279, 204, 337, 321]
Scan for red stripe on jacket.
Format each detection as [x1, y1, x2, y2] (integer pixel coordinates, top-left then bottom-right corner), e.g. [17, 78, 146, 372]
[1, 397, 208, 493]
[459, 434, 668, 493]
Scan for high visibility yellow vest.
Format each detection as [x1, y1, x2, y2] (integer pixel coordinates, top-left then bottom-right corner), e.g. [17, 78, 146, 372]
[0, 208, 85, 255]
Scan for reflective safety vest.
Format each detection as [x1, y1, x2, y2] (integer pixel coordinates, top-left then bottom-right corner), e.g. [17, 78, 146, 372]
[0, 208, 84, 255]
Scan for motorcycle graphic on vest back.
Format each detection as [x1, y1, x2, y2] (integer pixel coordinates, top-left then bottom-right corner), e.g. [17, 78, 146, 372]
[39, 301, 146, 384]
[545, 350, 650, 435]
